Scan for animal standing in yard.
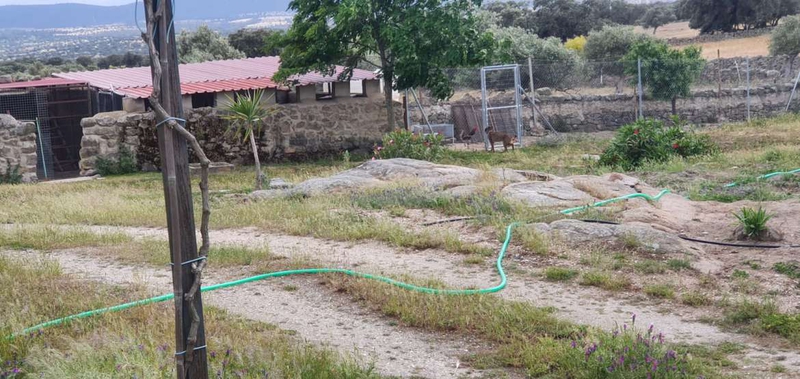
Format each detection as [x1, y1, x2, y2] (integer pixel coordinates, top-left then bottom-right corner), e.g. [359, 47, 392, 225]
[460, 126, 478, 146]
[485, 127, 517, 152]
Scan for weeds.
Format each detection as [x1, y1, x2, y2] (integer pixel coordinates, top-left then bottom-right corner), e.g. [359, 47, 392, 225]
[644, 284, 675, 299]
[580, 271, 631, 291]
[666, 259, 692, 271]
[680, 291, 711, 307]
[544, 267, 579, 281]
[773, 262, 800, 280]
[95, 146, 139, 176]
[0, 162, 22, 184]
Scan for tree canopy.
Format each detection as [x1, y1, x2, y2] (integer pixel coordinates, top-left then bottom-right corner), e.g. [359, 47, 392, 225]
[639, 6, 676, 35]
[275, 0, 494, 129]
[770, 15, 800, 70]
[679, 0, 799, 34]
[624, 39, 705, 114]
[178, 25, 246, 63]
[228, 28, 286, 58]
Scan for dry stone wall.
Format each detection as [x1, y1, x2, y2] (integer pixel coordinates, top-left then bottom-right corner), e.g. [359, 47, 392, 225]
[413, 83, 800, 133]
[79, 99, 401, 175]
[0, 114, 38, 182]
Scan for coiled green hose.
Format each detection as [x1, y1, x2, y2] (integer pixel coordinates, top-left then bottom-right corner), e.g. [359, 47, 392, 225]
[8, 189, 673, 340]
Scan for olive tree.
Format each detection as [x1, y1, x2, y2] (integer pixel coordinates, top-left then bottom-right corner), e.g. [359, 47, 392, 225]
[770, 15, 800, 73]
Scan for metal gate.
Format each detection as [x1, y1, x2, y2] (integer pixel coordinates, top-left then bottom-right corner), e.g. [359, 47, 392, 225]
[480, 64, 523, 151]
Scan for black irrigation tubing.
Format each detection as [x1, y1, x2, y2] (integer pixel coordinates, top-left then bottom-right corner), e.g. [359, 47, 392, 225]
[678, 234, 799, 249]
[421, 216, 478, 226]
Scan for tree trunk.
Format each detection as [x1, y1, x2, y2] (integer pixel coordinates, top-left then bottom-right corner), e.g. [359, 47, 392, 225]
[652, 27, 657, 35]
[249, 131, 263, 190]
[671, 97, 677, 115]
[383, 74, 396, 130]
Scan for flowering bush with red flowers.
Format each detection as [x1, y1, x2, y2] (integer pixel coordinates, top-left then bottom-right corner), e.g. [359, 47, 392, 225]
[599, 117, 717, 170]
[373, 128, 444, 161]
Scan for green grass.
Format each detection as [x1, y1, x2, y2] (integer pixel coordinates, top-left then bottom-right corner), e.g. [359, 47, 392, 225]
[643, 284, 676, 299]
[720, 299, 800, 345]
[731, 269, 750, 279]
[0, 226, 131, 250]
[543, 267, 579, 281]
[680, 291, 711, 307]
[773, 262, 800, 280]
[634, 259, 666, 275]
[667, 259, 692, 271]
[0, 256, 380, 378]
[579, 271, 631, 291]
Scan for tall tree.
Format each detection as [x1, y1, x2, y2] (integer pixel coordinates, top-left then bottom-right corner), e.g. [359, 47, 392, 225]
[225, 90, 271, 190]
[624, 39, 705, 115]
[178, 25, 246, 63]
[639, 6, 676, 35]
[275, 0, 494, 129]
[228, 28, 285, 58]
[682, 0, 799, 34]
[770, 14, 800, 73]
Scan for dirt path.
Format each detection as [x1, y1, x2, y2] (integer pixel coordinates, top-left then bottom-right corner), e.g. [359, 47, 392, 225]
[6, 224, 800, 375]
[0, 248, 490, 379]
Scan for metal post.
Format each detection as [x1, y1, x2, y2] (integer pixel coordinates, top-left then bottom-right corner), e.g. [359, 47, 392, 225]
[409, 88, 434, 135]
[35, 118, 48, 179]
[404, 89, 411, 130]
[148, 0, 209, 377]
[513, 65, 523, 146]
[637, 58, 644, 120]
[480, 67, 489, 151]
[528, 57, 538, 134]
[746, 57, 751, 123]
[787, 68, 800, 112]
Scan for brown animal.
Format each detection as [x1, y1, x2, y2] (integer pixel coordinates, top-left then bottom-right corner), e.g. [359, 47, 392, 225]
[485, 127, 517, 152]
[460, 126, 478, 146]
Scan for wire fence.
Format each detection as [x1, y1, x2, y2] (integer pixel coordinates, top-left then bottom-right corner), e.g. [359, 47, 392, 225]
[407, 56, 800, 144]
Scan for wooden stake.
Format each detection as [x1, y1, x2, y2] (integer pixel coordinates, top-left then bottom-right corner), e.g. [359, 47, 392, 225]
[145, 0, 209, 377]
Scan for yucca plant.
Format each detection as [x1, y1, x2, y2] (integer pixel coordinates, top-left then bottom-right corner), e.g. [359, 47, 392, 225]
[734, 206, 773, 240]
[224, 90, 274, 190]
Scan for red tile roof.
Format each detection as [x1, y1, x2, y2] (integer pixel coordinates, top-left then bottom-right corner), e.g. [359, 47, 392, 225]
[0, 77, 87, 90]
[53, 56, 377, 99]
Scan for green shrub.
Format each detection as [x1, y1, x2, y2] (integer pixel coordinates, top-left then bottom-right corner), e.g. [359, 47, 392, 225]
[0, 162, 23, 184]
[95, 147, 139, 176]
[761, 313, 800, 343]
[733, 206, 772, 240]
[598, 118, 716, 170]
[373, 129, 444, 161]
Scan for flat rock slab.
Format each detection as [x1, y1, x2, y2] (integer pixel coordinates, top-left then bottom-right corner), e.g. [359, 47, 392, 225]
[502, 180, 595, 207]
[533, 219, 699, 255]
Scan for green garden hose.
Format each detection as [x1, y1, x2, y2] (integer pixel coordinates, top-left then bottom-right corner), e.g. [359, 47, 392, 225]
[559, 189, 671, 215]
[725, 169, 800, 187]
[8, 190, 672, 340]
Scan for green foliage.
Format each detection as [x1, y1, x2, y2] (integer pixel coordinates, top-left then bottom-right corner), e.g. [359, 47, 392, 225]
[639, 6, 677, 34]
[276, 0, 494, 120]
[544, 267, 579, 281]
[599, 118, 717, 170]
[624, 39, 705, 113]
[178, 25, 246, 63]
[761, 313, 800, 343]
[680, 0, 798, 34]
[733, 206, 773, 240]
[228, 28, 285, 58]
[680, 291, 711, 306]
[492, 27, 581, 89]
[564, 36, 586, 52]
[770, 15, 800, 61]
[224, 90, 271, 142]
[373, 129, 444, 161]
[95, 147, 139, 177]
[584, 25, 652, 77]
[0, 163, 22, 185]
[732, 269, 750, 279]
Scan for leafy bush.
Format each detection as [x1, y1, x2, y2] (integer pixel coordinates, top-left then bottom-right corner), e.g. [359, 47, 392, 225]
[95, 147, 139, 176]
[373, 129, 444, 161]
[0, 163, 23, 185]
[492, 26, 582, 89]
[564, 36, 587, 53]
[733, 206, 772, 240]
[598, 118, 716, 170]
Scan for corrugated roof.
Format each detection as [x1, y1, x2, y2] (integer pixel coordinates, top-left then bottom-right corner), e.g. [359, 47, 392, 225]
[0, 77, 87, 90]
[53, 56, 377, 98]
[115, 77, 284, 99]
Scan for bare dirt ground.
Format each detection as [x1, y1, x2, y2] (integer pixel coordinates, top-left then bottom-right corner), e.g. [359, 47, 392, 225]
[6, 221, 800, 377]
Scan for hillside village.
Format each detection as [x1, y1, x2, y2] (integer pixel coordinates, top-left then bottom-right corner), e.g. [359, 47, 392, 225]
[2, 0, 800, 378]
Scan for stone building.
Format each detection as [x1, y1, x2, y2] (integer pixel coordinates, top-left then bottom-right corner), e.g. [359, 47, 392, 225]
[1, 57, 391, 180]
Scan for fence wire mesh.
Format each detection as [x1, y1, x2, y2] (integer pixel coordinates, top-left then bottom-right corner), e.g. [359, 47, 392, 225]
[408, 56, 800, 141]
[0, 87, 52, 179]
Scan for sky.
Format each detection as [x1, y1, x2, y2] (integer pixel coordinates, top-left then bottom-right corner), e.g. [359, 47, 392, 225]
[0, 0, 132, 5]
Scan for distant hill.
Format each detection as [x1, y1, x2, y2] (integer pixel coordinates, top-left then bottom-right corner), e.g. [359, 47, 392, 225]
[0, 1, 292, 29]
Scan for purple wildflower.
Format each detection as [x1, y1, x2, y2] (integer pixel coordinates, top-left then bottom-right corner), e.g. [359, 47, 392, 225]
[571, 340, 577, 348]
[632, 313, 636, 325]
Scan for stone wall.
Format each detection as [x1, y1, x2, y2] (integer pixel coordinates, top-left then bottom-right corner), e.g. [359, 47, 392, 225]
[79, 99, 401, 175]
[666, 27, 774, 45]
[413, 83, 800, 133]
[0, 114, 38, 182]
[700, 55, 797, 84]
